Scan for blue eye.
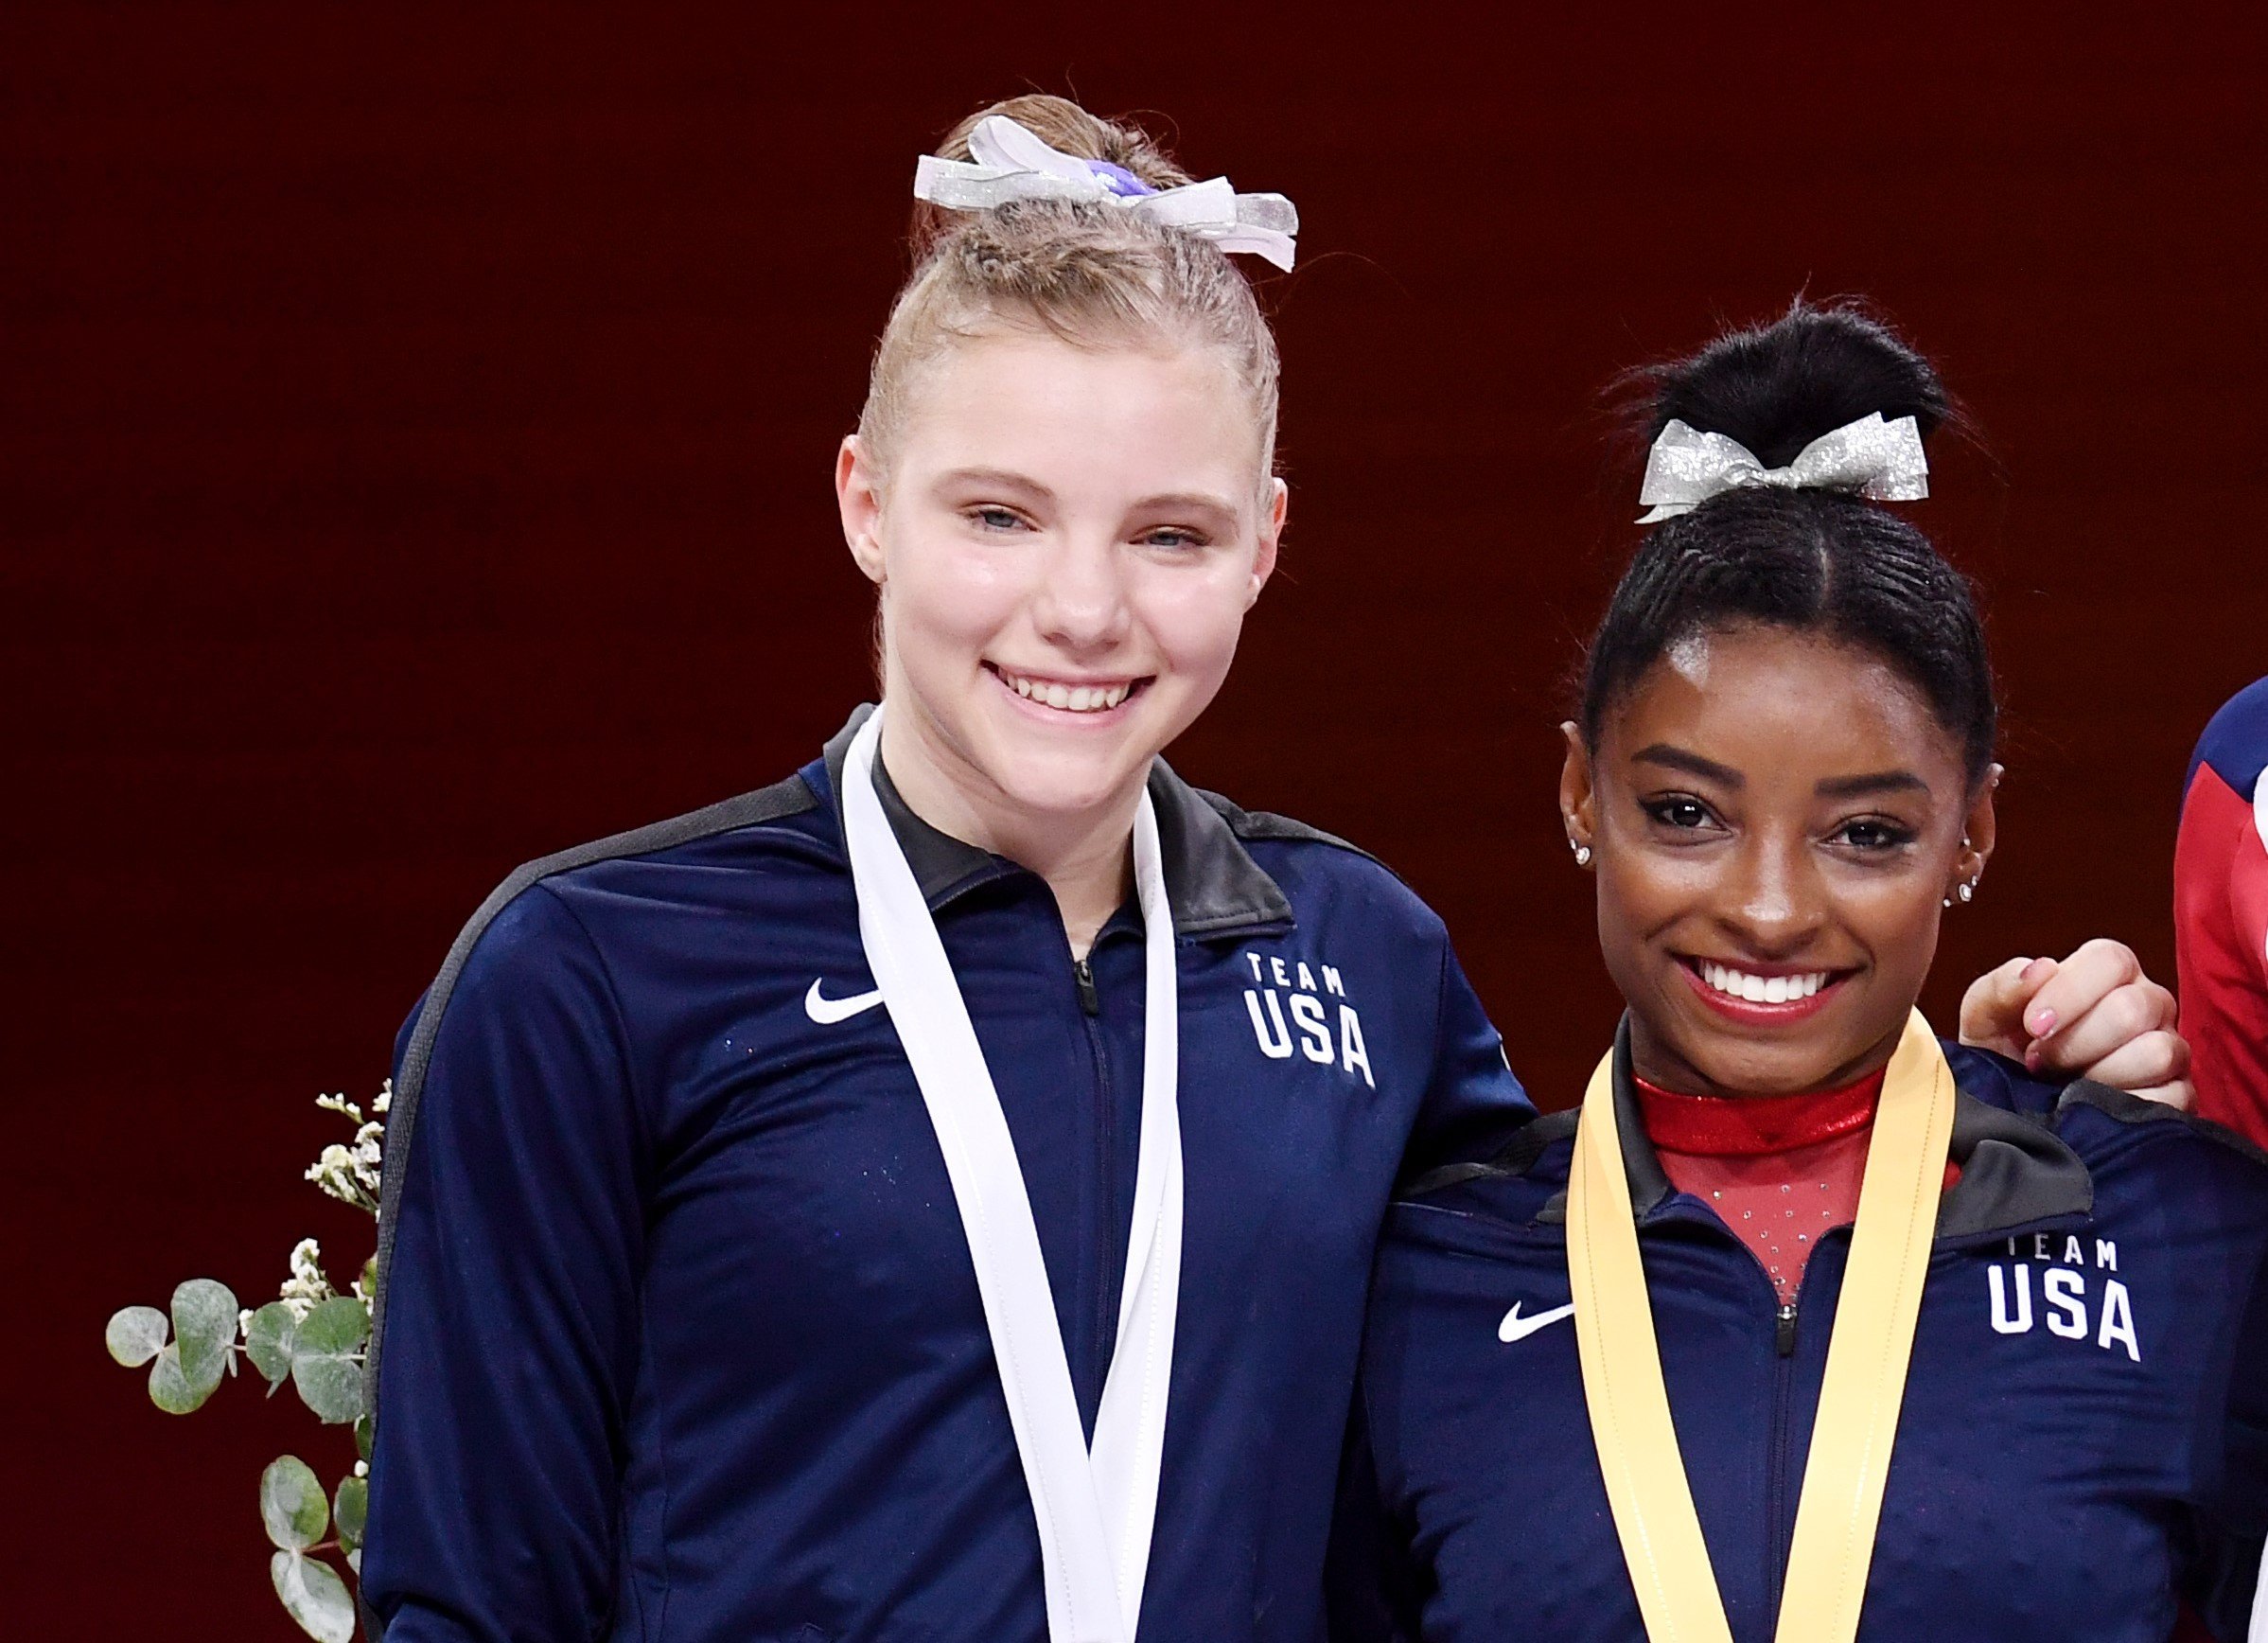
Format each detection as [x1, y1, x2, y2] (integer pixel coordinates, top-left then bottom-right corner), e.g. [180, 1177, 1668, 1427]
[971, 506, 1025, 532]
[1142, 527, 1206, 550]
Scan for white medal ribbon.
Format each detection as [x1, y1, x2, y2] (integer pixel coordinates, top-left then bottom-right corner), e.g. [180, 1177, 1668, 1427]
[840, 705, 1182, 1643]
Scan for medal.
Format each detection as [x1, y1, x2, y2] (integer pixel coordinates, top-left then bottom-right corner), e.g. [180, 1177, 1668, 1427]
[1569, 1009, 1956, 1643]
[841, 706, 1182, 1643]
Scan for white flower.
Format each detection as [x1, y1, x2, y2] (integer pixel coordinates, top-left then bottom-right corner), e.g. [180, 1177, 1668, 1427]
[238, 1308, 256, 1341]
[354, 1459, 369, 1479]
[280, 1237, 335, 1319]
[308, 1086, 387, 1213]
[373, 1079, 392, 1116]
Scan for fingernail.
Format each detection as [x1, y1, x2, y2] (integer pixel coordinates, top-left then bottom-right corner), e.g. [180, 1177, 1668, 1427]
[2027, 1008, 2058, 1037]
[2024, 1044, 2043, 1072]
[2019, 958, 2051, 984]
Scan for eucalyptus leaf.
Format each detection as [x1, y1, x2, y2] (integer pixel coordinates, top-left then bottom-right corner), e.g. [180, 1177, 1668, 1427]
[270, 1549, 357, 1643]
[148, 1339, 225, 1414]
[245, 1302, 298, 1387]
[354, 1414, 374, 1462]
[169, 1279, 239, 1387]
[105, 1306, 168, 1368]
[260, 1455, 329, 1551]
[290, 1298, 371, 1424]
[332, 1474, 368, 1553]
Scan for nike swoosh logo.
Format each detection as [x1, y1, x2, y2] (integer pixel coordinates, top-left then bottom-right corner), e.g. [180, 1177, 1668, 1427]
[805, 979, 885, 1025]
[1498, 1300, 1577, 1343]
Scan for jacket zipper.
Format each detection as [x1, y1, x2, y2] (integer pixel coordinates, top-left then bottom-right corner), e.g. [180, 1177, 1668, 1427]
[1762, 1290, 1797, 1612]
[1074, 952, 1115, 1428]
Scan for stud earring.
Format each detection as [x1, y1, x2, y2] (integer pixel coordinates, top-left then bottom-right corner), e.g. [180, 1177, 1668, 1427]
[1572, 841, 1592, 868]
[1958, 880, 1976, 903]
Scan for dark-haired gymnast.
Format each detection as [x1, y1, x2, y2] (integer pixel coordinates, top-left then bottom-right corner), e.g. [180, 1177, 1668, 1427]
[1333, 305, 2268, 1643]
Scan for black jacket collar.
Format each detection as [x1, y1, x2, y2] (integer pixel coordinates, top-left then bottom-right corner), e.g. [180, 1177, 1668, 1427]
[819, 704, 1292, 939]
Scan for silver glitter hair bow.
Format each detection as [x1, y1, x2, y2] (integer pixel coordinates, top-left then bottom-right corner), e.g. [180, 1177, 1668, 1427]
[1635, 412, 1930, 523]
[912, 115, 1300, 271]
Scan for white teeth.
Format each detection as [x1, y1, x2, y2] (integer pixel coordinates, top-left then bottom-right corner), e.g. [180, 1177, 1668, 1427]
[996, 670, 1134, 714]
[1699, 962, 1830, 1003]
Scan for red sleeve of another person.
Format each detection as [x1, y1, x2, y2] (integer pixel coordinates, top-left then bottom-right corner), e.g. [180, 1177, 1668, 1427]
[2175, 679, 2268, 1143]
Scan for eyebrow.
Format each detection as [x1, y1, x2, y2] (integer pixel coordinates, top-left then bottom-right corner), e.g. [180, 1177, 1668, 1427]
[1129, 490, 1239, 519]
[1631, 744, 1933, 801]
[933, 467, 1057, 503]
[1814, 769, 1932, 799]
[1631, 744, 1744, 787]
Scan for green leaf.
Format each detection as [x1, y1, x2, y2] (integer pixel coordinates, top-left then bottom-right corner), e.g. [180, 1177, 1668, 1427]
[245, 1302, 298, 1387]
[106, 1306, 168, 1368]
[169, 1279, 239, 1388]
[260, 1456, 329, 1551]
[354, 1414, 374, 1462]
[332, 1475, 367, 1553]
[270, 1549, 357, 1643]
[148, 1340, 225, 1414]
[290, 1297, 371, 1424]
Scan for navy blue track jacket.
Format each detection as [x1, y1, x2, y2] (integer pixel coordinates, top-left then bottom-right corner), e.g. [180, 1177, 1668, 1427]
[361, 708, 1532, 1642]
[1330, 1036, 2268, 1642]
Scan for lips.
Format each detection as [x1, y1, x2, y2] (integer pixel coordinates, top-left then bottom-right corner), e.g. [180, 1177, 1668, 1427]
[1677, 956, 1854, 1024]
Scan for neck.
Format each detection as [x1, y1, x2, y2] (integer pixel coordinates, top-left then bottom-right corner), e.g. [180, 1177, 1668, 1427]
[878, 700, 1139, 961]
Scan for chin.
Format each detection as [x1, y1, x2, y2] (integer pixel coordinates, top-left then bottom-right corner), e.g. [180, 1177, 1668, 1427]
[982, 741, 1148, 818]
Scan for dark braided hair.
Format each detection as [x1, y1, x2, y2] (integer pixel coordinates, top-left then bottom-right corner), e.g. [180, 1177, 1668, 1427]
[1581, 302, 1997, 786]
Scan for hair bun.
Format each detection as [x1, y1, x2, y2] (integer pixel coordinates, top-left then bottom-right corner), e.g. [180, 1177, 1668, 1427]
[1644, 301, 1950, 471]
[937, 94, 1192, 192]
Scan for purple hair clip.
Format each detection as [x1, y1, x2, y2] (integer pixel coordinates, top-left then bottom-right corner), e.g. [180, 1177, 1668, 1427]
[1083, 159, 1156, 200]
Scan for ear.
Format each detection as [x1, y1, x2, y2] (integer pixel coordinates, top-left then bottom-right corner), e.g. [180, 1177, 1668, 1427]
[1244, 477, 1287, 609]
[1954, 762, 2002, 895]
[836, 436, 888, 586]
[1559, 720, 1598, 861]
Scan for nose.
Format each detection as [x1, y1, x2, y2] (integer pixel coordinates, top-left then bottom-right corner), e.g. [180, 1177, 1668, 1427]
[1029, 532, 1133, 655]
[1717, 829, 1824, 956]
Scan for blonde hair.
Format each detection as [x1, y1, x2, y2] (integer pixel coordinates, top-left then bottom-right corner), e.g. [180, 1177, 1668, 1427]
[856, 95, 1282, 490]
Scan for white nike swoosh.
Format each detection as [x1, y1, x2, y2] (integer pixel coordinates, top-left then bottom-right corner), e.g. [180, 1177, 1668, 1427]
[805, 979, 886, 1025]
[1498, 1300, 1577, 1344]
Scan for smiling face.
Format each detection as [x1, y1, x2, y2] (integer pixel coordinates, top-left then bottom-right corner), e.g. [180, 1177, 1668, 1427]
[837, 324, 1281, 855]
[1561, 622, 1997, 1097]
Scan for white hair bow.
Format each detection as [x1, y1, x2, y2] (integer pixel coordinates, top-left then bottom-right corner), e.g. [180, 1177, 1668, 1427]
[1636, 412, 1929, 523]
[913, 115, 1300, 271]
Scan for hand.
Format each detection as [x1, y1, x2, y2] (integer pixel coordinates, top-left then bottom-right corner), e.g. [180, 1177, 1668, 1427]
[1959, 939, 2192, 1109]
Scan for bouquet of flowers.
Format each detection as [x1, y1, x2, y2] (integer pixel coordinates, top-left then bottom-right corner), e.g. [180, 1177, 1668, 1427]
[105, 1086, 389, 1641]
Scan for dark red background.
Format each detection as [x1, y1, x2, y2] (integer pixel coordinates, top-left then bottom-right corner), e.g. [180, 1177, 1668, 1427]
[6, 6, 2262, 1634]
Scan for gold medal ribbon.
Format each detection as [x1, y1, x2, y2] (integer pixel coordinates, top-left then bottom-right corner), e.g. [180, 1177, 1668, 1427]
[1568, 1009, 1956, 1643]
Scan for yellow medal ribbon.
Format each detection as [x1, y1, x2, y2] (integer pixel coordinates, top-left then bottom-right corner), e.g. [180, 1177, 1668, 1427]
[1568, 1008, 1957, 1643]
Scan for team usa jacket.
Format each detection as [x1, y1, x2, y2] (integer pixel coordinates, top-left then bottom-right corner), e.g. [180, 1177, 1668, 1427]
[360, 709, 1532, 1643]
[1330, 1039, 2268, 1642]
[2179, 677, 2268, 1142]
